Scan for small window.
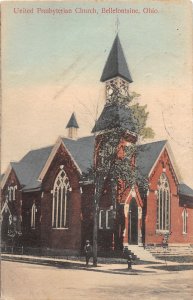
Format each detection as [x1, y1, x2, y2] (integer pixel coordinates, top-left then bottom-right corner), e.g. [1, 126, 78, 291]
[106, 210, 111, 229]
[99, 210, 105, 229]
[99, 209, 114, 230]
[182, 209, 188, 234]
[31, 203, 36, 229]
[99, 149, 105, 166]
[13, 186, 17, 201]
[8, 187, 13, 201]
[8, 185, 17, 201]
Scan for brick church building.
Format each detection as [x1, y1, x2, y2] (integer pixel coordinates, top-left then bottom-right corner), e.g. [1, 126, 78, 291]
[1, 35, 193, 254]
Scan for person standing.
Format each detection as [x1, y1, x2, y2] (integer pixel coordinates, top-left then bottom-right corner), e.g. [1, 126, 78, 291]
[84, 240, 92, 267]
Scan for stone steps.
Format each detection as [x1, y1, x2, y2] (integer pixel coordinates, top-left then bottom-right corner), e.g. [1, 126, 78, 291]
[127, 245, 161, 262]
[126, 245, 193, 262]
[147, 246, 193, 258]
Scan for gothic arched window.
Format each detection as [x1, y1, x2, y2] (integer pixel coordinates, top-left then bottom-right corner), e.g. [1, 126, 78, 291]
[52, 169, 70, 229]
[182, 209, 188, 234]
[8, 185, 17, 201]
[31, 203, 36, 229]
[156, 173, 170, 231]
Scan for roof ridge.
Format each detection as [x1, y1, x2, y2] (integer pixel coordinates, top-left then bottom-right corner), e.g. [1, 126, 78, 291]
[62, 135, 94, 141]
[19, 144, 54, 161]
[27, 144, 53, 152]
[138, 140, 167, 147]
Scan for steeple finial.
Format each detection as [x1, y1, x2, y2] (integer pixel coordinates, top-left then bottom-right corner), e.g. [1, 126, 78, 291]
[115, 15, 120, 34]
[66, 112, 79, 139]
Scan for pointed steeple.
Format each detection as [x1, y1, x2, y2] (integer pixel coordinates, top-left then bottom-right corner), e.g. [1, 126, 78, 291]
[92, 35, 136, 136]
[66, 112, 79, 139]
[66, 112, 79, 129]
[100, 34, 133, 83]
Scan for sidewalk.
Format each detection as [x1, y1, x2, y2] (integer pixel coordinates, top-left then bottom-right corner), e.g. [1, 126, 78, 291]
[2, 253, 193, 275]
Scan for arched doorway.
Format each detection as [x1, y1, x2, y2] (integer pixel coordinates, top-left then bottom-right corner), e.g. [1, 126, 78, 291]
[128, 198, 138, 245]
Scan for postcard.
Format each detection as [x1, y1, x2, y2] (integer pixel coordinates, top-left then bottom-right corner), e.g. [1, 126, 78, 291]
[1, 1, 193, 299]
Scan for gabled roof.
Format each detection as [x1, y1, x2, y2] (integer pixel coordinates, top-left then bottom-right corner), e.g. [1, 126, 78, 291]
[62, 136, 95, 173]
[100, 34, 133, 83]
[92, 104, 138, 133]
[179, 183, 193, 198]
[1, 136, 187, 194]
[12, 146, 53, 191]
[136, 140, 167, 177]
[2, 136, 95, 192]
[66, 112, 79, 128]
[0, 138, 168, 192]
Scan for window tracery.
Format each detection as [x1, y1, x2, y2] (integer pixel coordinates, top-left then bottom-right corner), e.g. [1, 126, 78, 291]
[52, 169, 70, 229]
[156, 173, 170, 231]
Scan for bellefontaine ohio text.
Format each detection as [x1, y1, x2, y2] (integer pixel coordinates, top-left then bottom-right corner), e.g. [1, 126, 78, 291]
[13, 7, 159, 15]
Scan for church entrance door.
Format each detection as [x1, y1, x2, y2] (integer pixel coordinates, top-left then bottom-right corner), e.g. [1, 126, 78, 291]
[128, 198, 138, 245]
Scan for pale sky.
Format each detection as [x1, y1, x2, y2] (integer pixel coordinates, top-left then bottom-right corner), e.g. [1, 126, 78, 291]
[1, 0, 193, 188]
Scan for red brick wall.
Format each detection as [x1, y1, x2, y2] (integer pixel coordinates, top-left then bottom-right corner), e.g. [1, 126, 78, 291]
[41, 143, 82, 250]
[22, 191, 42, 246]
[1, 169, 22, 222]
[145, 149, 193, 245]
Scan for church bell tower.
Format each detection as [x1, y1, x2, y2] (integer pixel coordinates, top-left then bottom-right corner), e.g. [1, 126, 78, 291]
[92, 34, 137, 140]
[101, 34, 133, 106]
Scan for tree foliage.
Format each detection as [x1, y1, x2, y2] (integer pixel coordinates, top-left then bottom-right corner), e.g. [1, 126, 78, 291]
[129, 92, 154, 139]
[91, 89, 153, 265]
[83, 90, 154, 192]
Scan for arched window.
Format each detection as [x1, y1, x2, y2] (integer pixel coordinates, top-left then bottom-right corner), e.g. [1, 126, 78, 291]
[13, 186, 17, 201]
[8, 185, 17, 201]
[8, 187, 13, 201]
[156, 173, 170, 231]
[31, 203, 36, 229]
[182, 209, 188, 234]
[52, 169, 70, 229]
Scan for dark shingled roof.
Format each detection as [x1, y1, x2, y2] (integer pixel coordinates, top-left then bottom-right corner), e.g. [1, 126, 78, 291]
[6, 137, 192, 196]
[8, 137, 95, 192]
[92, 104, 138, 133]
[11, 146, 53, 191]
[179, 183, 193, 198]
[136, 140, 167, 177]
[62, 136, 95, 173]
[5, 138, 166, 191]
[100, 34, 133, 83]
[66, 113, 79, 128]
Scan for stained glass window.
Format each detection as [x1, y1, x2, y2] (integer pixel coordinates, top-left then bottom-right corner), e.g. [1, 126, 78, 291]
[52, 169, 70, 229]
[156, 173, 170, 231]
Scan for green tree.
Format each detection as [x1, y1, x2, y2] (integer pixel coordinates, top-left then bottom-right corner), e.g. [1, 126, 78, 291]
[88, 91, 154, 266]
[130, 103, 154, 139]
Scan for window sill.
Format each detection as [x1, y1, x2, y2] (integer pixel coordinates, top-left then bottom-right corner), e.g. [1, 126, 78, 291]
[156, 230, 170, 235]
[52, 227, 69, 230]
[182, 232, 187, 235]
